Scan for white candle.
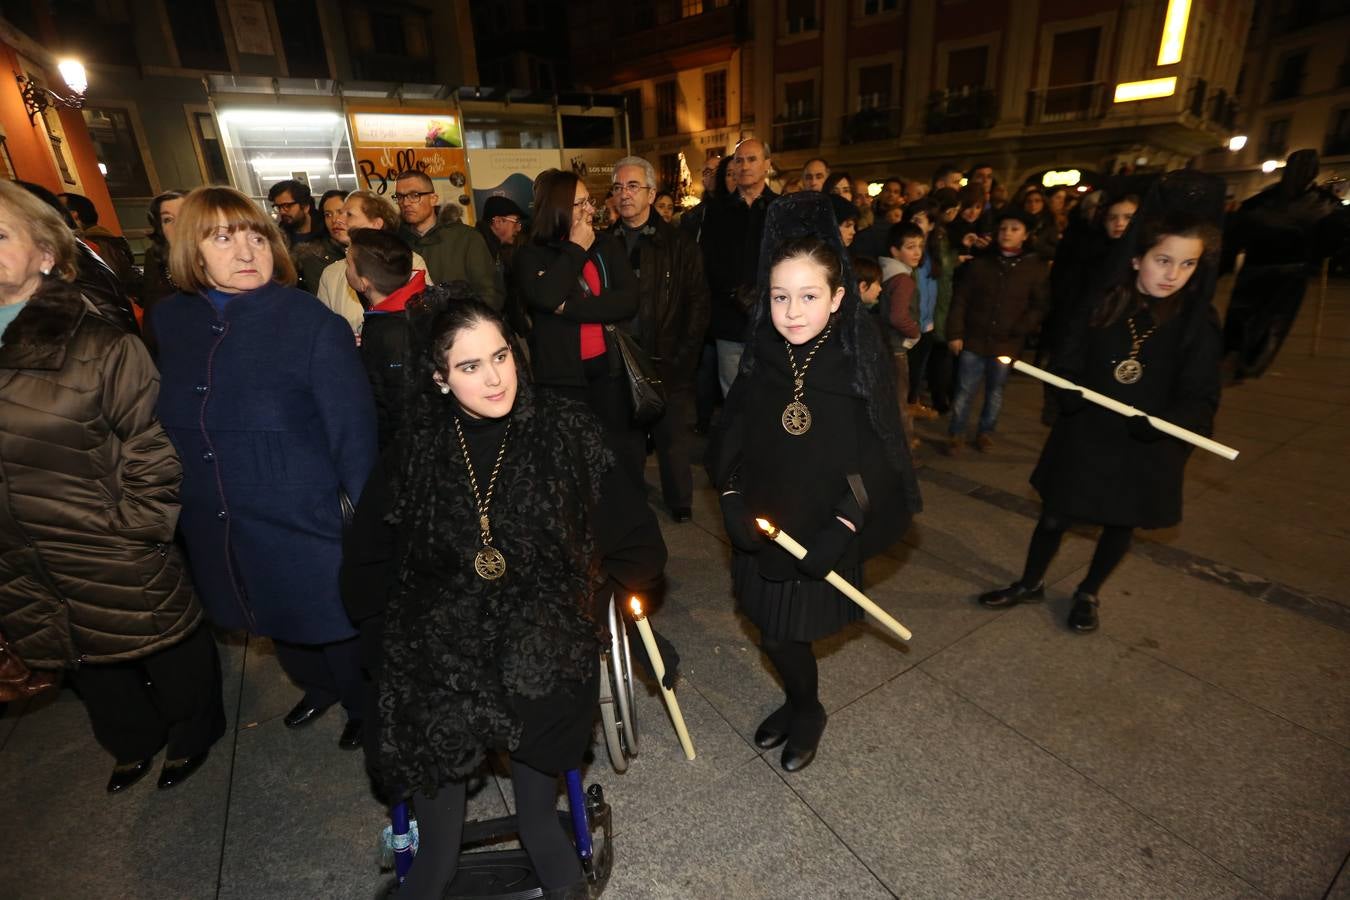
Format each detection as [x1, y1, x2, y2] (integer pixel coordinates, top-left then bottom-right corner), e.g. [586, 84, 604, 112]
[754, 519, 914, 643]
[999, 356, 1239, 461]
[628, 597, 696, 761]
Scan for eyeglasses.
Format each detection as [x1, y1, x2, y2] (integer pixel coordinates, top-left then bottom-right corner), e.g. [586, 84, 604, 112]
[573, 196, 596, 209]
[271, 200, 300, 212]
[498, 216, 522, 226]
[610, 181, 649, 196]
[392, 190, 434, 204]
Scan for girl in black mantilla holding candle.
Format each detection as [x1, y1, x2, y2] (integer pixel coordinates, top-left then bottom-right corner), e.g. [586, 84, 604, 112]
[707, 192, 922, 774]
[341, 292, 666, 899]
[980, 171, 1226, 634]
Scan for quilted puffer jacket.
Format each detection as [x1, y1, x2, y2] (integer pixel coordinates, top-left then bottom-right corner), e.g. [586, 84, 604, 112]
[0, 281, 201, 669]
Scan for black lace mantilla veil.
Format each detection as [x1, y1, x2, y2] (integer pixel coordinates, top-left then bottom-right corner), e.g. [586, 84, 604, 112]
[726, 190, 921, 514]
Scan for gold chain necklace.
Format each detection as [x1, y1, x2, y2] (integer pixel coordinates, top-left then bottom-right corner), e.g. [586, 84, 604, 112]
[781, 325, 833, 436]
[452, 416, 512, 580]
[1113, 313, 1159, 385]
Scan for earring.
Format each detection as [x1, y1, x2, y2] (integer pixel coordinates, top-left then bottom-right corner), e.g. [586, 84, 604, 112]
[436, 381, 450, 395]
[40, 266, 51, 275]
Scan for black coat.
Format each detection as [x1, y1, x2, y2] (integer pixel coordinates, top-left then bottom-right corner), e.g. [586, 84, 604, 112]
[360, 309, 413, 450]
[515, 234, 639, 388]
[608, 212, 711, 386]
[699, 188, 777, 341]
[945, 250, 1051, 358]
[1031, 286, 1222, 529]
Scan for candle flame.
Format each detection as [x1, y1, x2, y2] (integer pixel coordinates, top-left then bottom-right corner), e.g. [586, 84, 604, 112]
[755, 518, 772, 533]
[628, 595, 644, 618]
[997, 356, 1012, 364]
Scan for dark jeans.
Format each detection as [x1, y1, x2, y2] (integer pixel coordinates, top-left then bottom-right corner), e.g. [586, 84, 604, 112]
[73, 624, 226, 764]
[926, 342, 957, 413]
[906, 332, 936, 405]
[274, 635, 365, 720]
[649, 385, 694, 511]
[948, 351, 1012, 436]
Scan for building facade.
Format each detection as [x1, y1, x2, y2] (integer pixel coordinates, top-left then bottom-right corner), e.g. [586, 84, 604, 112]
[570, 0, 1251, 197]
[1194, 0, 1350, 201]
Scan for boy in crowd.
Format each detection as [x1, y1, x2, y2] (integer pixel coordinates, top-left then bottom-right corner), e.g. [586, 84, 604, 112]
[942, 209, 1050, 454]
[879, 223, 925, 454]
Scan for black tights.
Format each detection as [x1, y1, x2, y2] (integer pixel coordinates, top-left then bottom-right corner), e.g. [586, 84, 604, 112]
[1020, 512, 1133, 597]
[760, 636, 822, 718]
[399, 758, 581, 899]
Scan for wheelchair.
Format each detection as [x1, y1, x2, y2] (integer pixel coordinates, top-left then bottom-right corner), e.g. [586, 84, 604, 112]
[382, 596, 640, 898]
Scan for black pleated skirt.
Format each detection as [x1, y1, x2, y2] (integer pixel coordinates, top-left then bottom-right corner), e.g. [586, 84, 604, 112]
[732, 552, 864, 642]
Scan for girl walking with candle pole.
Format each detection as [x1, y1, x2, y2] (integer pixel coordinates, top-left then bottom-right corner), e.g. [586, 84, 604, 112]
[707, 193, 921, 773]
[981, 172, 1226, 634]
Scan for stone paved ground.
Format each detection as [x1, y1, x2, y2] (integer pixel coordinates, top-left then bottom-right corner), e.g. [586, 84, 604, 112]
[3, 275, 1348, 900]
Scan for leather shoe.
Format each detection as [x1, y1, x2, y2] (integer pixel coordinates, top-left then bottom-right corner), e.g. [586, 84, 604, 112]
[1068, 592, 1100, 633]
[106, 759, 152, 794]
[753, 705, 792, 750]
[157, 751, 209, 790]
[781, 709, 827, 774]
[283, 699, 330, 729]
[672, 508, 692, 523]
[978, 582, 1045, 609]
[339, 719, 364, 751]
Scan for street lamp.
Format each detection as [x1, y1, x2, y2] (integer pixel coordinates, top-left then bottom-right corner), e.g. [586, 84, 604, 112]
[1261, 159, 1281, 174]
[1228, 135, 1247, 152]
[17, 58, 88, 124]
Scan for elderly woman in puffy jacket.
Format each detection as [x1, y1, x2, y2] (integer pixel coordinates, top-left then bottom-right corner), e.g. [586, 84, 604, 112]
[0, 180, 224, 794]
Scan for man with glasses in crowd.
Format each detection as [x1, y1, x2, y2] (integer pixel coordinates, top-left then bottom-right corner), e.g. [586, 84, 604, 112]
[609, 156, 710, 523]
[392, 170, 499, 309]
[475, 194, 525, 322]
[268, 180, 325, 248]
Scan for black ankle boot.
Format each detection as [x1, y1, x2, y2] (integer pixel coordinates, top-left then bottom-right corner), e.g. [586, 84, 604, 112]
[978, 581, 1045, 609]
[754, 704, 792, 750]
[780, 706, 827, 773]
[1067, 591, 1099, 633]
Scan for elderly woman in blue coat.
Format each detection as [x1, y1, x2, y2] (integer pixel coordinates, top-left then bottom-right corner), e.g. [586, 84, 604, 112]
[154, 187, 378, 750]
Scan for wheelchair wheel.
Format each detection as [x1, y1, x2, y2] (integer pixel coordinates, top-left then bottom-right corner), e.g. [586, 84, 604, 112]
[598, 595, 639, 772]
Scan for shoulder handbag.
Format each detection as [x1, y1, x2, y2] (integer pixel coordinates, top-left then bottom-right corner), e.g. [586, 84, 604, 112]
[605, 324, 666, 427]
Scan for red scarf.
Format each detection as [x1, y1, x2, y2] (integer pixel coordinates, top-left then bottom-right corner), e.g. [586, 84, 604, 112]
[579, 259, 605, 360]
[370, 269, 427, 313]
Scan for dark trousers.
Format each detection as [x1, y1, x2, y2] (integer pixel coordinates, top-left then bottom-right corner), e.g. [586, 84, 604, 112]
[926, 342, 957, 413]
[72, 624, 226, 764]
[906, 332, 936, 404]
[274, 636, 365, 720]
[694, 340, 719, 429]
[649, 385, 694, 511]
[549, 358, 647, 485]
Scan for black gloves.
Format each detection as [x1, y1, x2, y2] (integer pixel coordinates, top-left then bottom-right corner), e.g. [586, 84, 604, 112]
[1128, 414, 1165, 442]
[623, 616, 681, 690]
[796, 516, 858, 580]
[719, 491, 765, 553]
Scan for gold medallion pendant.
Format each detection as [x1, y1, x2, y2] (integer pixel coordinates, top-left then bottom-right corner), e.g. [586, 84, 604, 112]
[474, 546, 507, 580]
[1113, 358, 1143, 384]
[782, 400, 812, 435]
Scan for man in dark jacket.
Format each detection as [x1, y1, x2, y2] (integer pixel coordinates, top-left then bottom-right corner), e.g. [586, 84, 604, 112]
[610, 156, 711, 521]
[699, 138, 776, 395]
[943, 208, 1050, 454]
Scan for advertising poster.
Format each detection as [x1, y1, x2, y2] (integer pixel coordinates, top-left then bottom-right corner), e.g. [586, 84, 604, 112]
[466, 148, 563, 221]
[564, 148, 628, 206]
[347, 108, 474, 224]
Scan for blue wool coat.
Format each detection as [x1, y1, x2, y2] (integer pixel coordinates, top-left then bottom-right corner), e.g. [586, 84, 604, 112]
[154, 282, 377, 644]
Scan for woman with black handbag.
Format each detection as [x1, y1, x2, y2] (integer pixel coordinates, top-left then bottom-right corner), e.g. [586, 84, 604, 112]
[514, 169, 647, 479]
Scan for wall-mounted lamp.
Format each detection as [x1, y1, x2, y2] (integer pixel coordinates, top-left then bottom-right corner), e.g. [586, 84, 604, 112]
[1228, 135, 1248, 152]
[17, 59, 88, 124]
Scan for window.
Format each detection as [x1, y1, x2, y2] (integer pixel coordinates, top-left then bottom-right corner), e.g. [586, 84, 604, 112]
[785, 0, 817, 34]
[193, 112, 231, 185]
[857, 64, 892, 110]
[784, 78, 815, 119]
[1262, 117, 1290, 157]
[81, 107, 152, 198]
[705, 70, 728, 128]
[659, 153, 679, 193]
[276, 0, 330, 79]
[1326, 107, 1350, 156]
[1270, 50, 1309, 101]
[681, 0, 704, 16]
[861, 0, 899, 14]
[947, 46, 989, 90]
[166, 2, 229, 70]
[656, 81, 678, 135]
[624, 89, 645, 140]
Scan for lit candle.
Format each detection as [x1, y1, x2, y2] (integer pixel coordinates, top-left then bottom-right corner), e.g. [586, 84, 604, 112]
[754, 519, 913, 643]
[999, 356, 1239, 461]
[628, 596, 696, 761]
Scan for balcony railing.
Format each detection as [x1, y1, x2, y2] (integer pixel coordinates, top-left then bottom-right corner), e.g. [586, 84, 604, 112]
[840, 106, 902, 144]
[1268, 76, 1305, 102]
[1207, 89, 1240, 130]
[772, 116, 821, 151]
[1325, 133, 1350, 157]
[925, 86, 997, 134]
[1187, 78, 1208, 116]
[1025, 82, 1106, 125]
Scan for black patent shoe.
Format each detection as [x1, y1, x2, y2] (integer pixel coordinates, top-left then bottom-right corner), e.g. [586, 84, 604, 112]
[780, 708, 827, 773]
[1068, 592, 1100, 633]
[754, 705, 792, 750]
[283, 699, 330, 729]
[106, 759, 152, 794]
[978, 581, 1045, 609]
[338, 719, 364, 751]
[157, 751, 209, 789]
